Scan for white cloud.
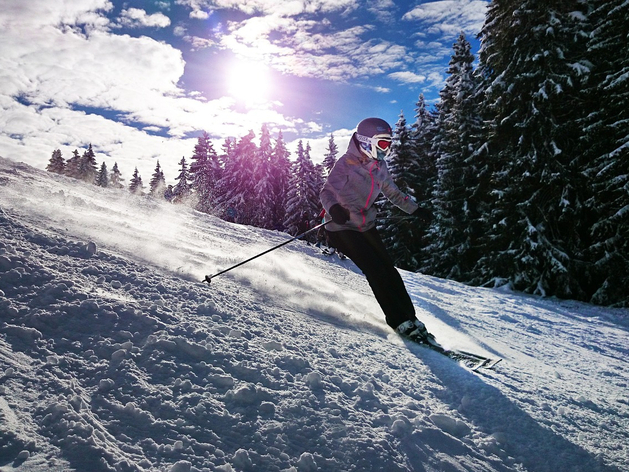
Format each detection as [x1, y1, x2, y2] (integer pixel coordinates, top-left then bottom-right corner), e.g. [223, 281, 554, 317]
[0, 0, 313, 177]
[0, 25, 185, 110]
[388, 71, 426, 84]
[0, 0, 114, 30]
[0, 98, 193, 184]
[118, 8, 171, 28]
[177, 0, 358, 17]
[220, 15, 413, 82]
[190, 9, 211, 20]
[402, 0, 488, 38]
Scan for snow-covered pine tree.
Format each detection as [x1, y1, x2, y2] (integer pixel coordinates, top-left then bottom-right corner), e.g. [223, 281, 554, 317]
[95, 162, 109, 188]
[252, 124, 276, 229]
[269, 131, 292, 231]
[189, 131, 221, 214]
[410, 94, 438, 206]
[213, 137, 236, 220]
[322, 134, 339, 177]
[426, 32, 483, 280]
[65, 150, 82, 179]
[410, 94, 439, 269]
[110, 162, 124, 189]
[46, 149, 65, 174]
[149, 161, 166, 197]
[306, 142, 323, 215]
[283, 140, 320, 238]
[79, 144, 98, 184]
[172, 157, 192, 204]
[216, 131, 257, 225]
[475, 0, 591, 299]
[583, 0, 629, 306]
[380, 111, 421, 271]
[129, 167, 144, 195]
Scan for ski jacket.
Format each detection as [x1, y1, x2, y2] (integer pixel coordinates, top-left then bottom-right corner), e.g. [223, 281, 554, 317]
[320, 135, 418, 232]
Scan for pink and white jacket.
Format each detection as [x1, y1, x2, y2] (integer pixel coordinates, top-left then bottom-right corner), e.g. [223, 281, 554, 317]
[320, 135, 418, 232]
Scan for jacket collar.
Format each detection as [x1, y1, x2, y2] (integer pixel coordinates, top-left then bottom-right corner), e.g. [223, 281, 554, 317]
[347, 133, 379, 166]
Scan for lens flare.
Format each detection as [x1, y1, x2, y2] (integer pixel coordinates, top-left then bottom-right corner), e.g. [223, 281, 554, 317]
[227, 59, 271, 107]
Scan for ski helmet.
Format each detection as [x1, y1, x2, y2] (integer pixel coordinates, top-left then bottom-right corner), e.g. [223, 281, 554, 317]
[355, 117, 393, 160]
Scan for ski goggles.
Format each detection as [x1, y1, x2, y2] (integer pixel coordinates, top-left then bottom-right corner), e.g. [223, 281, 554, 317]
[356, 133, 393, 158]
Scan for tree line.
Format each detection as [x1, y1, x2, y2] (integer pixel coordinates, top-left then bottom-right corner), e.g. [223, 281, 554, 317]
[379, 0, 628, 307]
[46, 127, 338, 237]
[47, 0, 628, 307]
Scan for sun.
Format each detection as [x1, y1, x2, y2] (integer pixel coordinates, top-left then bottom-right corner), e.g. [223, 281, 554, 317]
[227, 59, 271, 106]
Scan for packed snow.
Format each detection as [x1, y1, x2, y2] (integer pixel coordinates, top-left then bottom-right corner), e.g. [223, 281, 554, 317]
[0, 156, 627, 472]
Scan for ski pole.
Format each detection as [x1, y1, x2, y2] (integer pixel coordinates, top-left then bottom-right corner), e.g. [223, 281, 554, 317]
[203, 220, 330, 284]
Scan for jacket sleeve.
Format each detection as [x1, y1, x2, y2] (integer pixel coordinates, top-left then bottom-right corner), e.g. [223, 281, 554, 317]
[320, 159, 348, 212]
[380, 165, 419, 214]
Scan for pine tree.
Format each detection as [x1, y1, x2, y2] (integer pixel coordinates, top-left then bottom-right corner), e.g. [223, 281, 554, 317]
[583, 0, 629, 306]
[95, 162, 109, 188]
[65, 150, 82, 179]
[252, 124, 276, 229]
[110, 162, 124, 189]
[475, 0, 591, 298]
[269, 131, 292, 230]
[427, 32, 484, 280]
[410, 94, 438, 209]
[149, 161, 166, 197]
[380, 111, 421, 270]
[306, 142, 324, 214]
[79, 144, 98, 183]
[322, 134, 339, 177]
[283, 140, 320, 238]
[410, 94, 439, 271]
[172, 157, 192, 203]
[189, 131, 221, 213]
[129, 167, 144, 195]
[46, 149, 66, 174]
[214, 137, 237, 220]
[216, 131, 258, 224]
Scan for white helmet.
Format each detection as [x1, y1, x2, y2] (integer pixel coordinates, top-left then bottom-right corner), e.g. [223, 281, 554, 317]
[355, 117, 393, 160]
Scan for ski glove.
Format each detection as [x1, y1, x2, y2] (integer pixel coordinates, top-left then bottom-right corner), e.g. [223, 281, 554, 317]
[329, 204, 350, 224]
[414, 207, 433, 224]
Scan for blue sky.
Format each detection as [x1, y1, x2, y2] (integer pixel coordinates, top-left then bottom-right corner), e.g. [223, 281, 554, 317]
[0, 0, 489, 182]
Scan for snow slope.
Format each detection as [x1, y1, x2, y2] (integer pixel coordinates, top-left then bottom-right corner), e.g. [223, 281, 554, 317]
[0, 156, 627, 472]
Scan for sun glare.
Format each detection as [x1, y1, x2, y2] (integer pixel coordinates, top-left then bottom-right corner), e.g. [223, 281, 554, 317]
[227, 60, 271, 106]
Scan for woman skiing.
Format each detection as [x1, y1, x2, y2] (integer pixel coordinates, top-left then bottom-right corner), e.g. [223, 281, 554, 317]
[320, 117, 433, 343]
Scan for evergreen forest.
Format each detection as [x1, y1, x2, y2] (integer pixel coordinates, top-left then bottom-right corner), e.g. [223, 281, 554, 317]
[46, 0, 628, 307]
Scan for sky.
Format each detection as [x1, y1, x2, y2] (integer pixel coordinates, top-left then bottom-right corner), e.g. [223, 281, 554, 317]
[0, 0, 489, 184]
[1, 155, 628, 471]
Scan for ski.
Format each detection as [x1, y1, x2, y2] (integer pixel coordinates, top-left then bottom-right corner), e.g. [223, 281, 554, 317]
[406, 337, 502, 370]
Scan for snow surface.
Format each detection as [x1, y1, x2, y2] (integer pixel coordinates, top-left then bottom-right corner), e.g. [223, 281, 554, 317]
[0, 156, 628, 472]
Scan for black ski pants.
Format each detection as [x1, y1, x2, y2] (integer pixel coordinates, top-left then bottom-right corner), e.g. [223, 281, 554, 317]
[326, 227, 416, 330]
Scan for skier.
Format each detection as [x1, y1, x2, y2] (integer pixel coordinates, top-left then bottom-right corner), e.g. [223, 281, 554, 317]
[320, 117, 433, 343]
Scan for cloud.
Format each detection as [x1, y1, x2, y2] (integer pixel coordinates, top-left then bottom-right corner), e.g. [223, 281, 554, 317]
[373, 86, 391, 93]
[175, 0, 457, 90]
[365, 0, 397, 23]
[0, 0, 316, 181]
[177, 0, 359, 17]
[219, 14, 413, 82]
[117, 8, 171, 28]
[0, 98, 193, 184]
[402, 0, 488, 39]
[0, 25, 185, 110]
[0, 0, 113, 31]
[388, 71, 426, 84]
